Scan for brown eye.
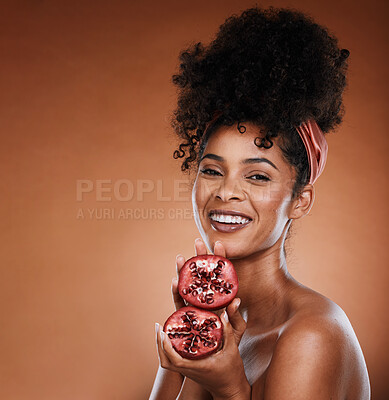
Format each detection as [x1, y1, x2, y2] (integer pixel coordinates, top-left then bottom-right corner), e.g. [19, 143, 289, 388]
[200, 169, 222, 176]
[247, 174, 270, 181]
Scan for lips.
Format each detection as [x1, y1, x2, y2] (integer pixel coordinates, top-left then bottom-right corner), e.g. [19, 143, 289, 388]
[208, 209, 253, 233]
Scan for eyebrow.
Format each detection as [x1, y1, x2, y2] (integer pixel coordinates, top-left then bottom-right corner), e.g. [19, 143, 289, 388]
[200, 153, 279, 171]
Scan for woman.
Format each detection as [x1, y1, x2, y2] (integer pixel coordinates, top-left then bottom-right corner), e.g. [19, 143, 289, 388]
[150, 7, 370, 399]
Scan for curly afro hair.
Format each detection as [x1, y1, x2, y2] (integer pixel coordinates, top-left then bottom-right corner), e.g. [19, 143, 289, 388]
[171, 6, 349, 198]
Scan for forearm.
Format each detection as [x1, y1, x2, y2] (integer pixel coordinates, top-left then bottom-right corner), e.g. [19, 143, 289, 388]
[211, 379, 251, 400]
[149, 366, 184, 400]
[177, 377, 213, 399]
[212, 393, 251, 400]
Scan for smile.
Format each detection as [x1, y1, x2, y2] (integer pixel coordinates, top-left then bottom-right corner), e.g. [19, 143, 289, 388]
[208, 210, 252, 233]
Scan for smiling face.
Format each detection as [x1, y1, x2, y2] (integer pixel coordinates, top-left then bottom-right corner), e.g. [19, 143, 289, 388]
[192, 122, 300, 259]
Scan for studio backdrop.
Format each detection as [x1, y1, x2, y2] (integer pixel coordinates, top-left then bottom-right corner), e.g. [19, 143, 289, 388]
[0, 0, 388, 399]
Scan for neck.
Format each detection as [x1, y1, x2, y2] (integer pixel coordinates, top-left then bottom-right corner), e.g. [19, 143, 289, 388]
[233, 222, 298, 331]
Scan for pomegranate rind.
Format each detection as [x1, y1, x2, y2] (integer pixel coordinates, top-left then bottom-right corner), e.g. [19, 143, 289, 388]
[163, 306, 223, 360]
[178, 255, 238, 310]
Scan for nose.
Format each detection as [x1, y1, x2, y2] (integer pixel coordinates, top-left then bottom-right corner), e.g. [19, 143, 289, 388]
[215, 176, 245, 202]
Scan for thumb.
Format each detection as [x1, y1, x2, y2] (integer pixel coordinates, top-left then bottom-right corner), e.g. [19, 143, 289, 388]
[226, 298, 246, 345]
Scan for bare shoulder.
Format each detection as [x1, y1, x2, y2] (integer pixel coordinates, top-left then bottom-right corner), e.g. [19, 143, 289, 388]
[264, 289, 370, 399]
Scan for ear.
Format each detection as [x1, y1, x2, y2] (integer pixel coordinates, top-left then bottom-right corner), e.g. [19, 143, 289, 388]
[288, 184, 315, 220]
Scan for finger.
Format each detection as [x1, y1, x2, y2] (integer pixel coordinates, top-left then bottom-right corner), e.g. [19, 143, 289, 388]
[160, 327, 188, 370]
[172, 277, 185, 310]
[156, 323, 173, 370]
[220, 310, 235, 351]
[176, 254, 186, 276]
[226, 298, 246, 345]
[213, 240, 226, 257]
[195, 238, 208, 256]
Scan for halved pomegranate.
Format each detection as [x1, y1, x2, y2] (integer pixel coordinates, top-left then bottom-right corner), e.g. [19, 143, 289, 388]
[163, 306, 223, 359]
[178, 255, 238, 310]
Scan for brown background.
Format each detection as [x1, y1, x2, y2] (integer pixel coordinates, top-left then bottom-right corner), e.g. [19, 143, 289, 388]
[0, 0, 388, 399]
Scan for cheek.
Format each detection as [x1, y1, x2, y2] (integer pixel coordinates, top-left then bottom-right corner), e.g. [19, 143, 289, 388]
[192, 182, 206, 221]
[254, 190, 291, 225]
[249, 186, 277, 214]
[268, 198, 292, 229]
[192, 179, 214, 210]
[247, 182, 281, 206]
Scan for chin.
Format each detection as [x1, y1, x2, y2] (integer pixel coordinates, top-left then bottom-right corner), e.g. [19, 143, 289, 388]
[206, 236, 247, 260]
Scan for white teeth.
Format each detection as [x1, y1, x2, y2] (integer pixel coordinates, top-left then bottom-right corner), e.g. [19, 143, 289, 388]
[210, 213, 250, 224]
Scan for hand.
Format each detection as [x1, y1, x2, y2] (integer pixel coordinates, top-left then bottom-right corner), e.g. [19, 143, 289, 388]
[156, 304, 250, 399]
[157, 239, 250, 399]
[151, 238, 229, 400]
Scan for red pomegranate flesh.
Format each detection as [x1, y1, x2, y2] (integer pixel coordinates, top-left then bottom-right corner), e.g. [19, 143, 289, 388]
[178, 255, 238, 310]
[163, 306, 223, 359]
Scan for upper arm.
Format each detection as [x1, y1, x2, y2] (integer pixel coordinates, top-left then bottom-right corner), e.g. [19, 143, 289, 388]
[263, 319, 350, 400]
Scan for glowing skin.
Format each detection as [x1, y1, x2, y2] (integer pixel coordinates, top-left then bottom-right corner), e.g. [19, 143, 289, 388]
[151, 123, 370, 400]
[192, 122, 303, 260]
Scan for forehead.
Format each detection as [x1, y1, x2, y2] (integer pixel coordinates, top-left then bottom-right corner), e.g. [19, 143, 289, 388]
[202, 122, 283, 161]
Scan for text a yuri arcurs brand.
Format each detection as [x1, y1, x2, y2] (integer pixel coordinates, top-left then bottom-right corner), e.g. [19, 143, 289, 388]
[76, 207, 194, 220]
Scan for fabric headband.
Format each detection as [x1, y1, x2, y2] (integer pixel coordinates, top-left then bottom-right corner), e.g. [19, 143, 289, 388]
[295, 119, 328, 185]
[203, 116, 328, 185]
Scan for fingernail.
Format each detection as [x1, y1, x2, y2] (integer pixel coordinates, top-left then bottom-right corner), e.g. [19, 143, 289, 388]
[235, 298, 241, 310]
[155, 323, 159, 334]
[215, 241, 222, 245]
[195, 238, 202, 242]
[160, 330, 165, 342]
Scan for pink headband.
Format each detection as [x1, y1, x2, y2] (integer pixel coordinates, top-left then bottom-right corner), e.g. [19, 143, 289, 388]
[203, 116, 328, 185]
[295, 119, 328, 185]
